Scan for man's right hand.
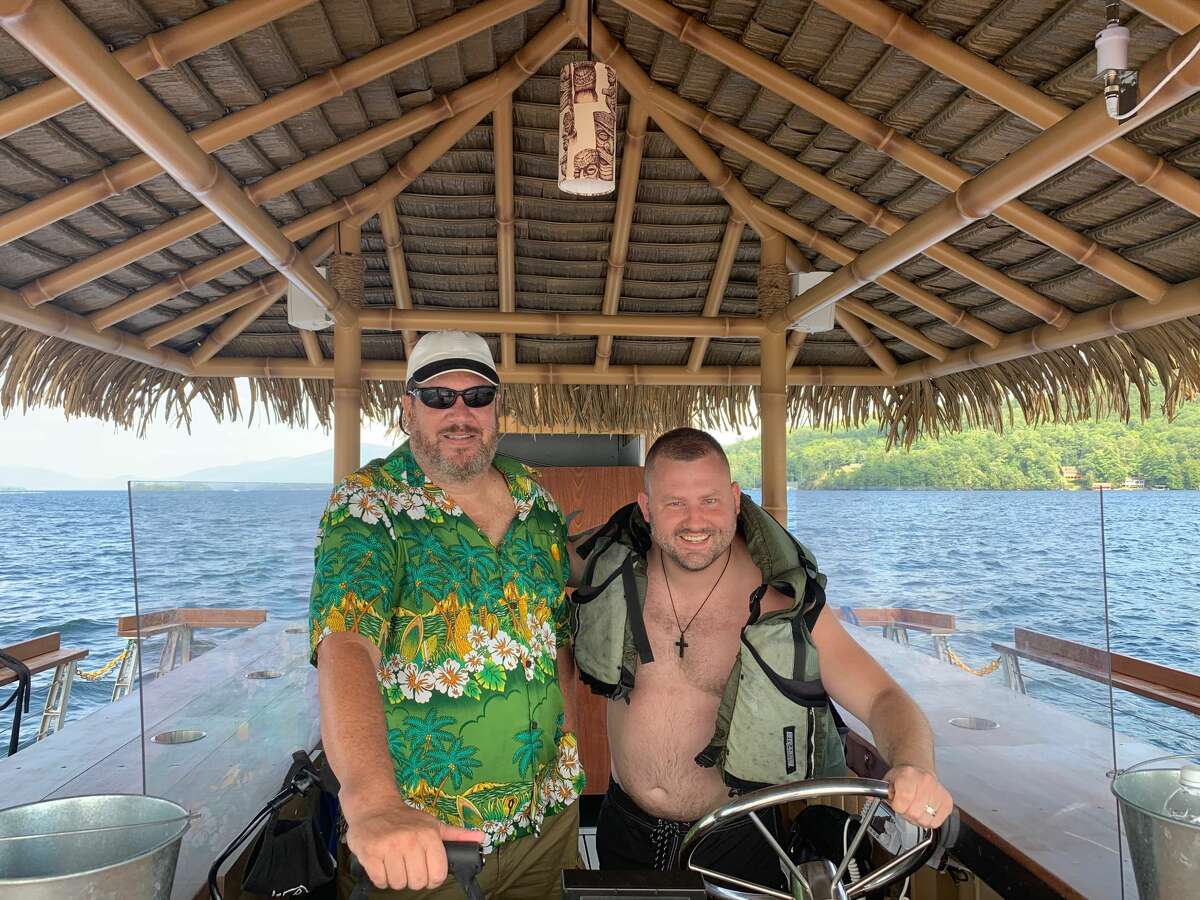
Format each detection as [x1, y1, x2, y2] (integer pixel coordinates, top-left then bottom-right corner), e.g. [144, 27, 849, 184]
[345, 797, 484, 891]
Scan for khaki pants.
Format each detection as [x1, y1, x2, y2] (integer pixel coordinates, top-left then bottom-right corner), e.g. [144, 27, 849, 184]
[337, 803, 580, 900]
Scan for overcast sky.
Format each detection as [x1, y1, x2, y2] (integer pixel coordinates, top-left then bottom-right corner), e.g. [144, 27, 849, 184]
[1, 387, 752, 480]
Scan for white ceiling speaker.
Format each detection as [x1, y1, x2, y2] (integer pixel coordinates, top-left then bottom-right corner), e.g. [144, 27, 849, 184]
[788, 270, 837, 332]
[286, 266, 333, 331]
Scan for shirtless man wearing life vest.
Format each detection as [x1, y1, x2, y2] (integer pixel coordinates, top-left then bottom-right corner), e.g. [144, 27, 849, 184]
[570, 427, 952, 885]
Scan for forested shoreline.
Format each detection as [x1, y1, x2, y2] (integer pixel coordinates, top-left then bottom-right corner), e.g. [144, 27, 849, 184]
[724, 390, 1200, 490]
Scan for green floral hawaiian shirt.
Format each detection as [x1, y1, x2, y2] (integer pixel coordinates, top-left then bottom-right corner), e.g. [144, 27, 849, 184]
[309, 444, 584, 853]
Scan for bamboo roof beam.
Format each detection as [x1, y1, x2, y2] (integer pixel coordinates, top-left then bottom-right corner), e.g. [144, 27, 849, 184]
[0, 284, 195, 375]
[775, 24, 1200, 330]
[1126, 1, 1199, 33]
[613, 0, 1173, 310]
[686, 213, 745, 372]
[24, 81, 478, 307]
[838, 298, 949, 361]
[629, 69, 1072, 329]
[0, 0, 353, 326]
[0, 0, 544, 247]
[785, 330, 806, 369]
[595, 97, 649, 371]
[747, 198, 1002, 346]
[0, 0, 315, 141]
[199, 357, 891, 387]
[495, 94, 516, 368]
[814, 0, 1200, 219]
[591, 20, 1003, 347]
[378, 203, 416, 356]
[84, 16, 570, 332]
[359, 308, 767, 338]
[300, 329, 324, 367]
[140, 279, 287, 349]
[834, 308, 898, 377]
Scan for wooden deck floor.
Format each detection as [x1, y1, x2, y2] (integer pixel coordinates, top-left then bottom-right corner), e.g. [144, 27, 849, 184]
[843, 626, 1146, 899]
[0, 620, 318, 900]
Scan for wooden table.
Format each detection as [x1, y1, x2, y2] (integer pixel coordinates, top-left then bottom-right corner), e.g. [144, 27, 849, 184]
[841, 626, 1144, 899]
[0, 620, 319, 900]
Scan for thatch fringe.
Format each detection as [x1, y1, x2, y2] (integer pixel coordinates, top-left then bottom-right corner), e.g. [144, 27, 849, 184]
[4, 319, 1200, 444]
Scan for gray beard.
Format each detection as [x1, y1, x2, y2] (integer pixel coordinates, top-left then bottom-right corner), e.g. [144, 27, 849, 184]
[410, 427, 499, 482]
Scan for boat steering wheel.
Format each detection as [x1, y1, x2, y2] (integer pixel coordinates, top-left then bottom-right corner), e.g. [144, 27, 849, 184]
[680, 777, 939, 900]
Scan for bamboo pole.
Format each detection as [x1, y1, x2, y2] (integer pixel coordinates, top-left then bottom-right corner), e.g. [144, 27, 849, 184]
[813, 0, 1200, 219]
[141, 279, 287, 349]
[332, 223, 364, 482]
[0, 284, 195, 375]
[300, 329, 324, 367]
[378, 203, 416, 355]
[85, 16, 571, 333]
[596, 98, 649, 371]
[198, 357, 891, 386]
[0, 0, 315, 140]
[0, 0, 542, 247]
[773, 24, 1200, 330]
[758, 232, 789, 525]
[190, 227, 336, 364]
[896, 275, 1200, 385]
[838, 297, 948, 362]
[634, 77, 1073, 328]
[686, 214, 745, 372]
[1126, 1, 1199, 32]
[0, 0, 353, 326]
[591, 22, 1004, 346]
[612, 0, 1174, 311]
[835, 309, 899, 377]
[785, 330, 806, 369]
[359, 308, 767, 337]
[495, 94, 516, 368]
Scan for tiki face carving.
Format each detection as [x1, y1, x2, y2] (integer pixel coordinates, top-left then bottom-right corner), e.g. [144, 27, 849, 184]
[572, 63, 598, 103]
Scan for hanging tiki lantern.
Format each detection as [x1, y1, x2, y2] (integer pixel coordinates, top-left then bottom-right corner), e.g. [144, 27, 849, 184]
[558, 61, 618, 196]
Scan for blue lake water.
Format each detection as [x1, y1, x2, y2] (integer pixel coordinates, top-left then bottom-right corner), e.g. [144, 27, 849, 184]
[1, 487, 1197, 758]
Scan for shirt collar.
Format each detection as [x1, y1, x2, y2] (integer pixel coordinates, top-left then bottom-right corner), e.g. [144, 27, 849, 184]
[384, 442, 538, 502]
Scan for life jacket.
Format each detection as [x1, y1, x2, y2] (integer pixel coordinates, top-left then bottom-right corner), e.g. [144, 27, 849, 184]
[572, 495, 848, 792]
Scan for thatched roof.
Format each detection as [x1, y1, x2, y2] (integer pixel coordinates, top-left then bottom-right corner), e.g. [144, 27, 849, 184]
[2, 0, 1200, 441]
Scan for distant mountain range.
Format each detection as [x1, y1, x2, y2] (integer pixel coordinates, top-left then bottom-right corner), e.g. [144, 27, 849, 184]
[0, 443, 394, 491]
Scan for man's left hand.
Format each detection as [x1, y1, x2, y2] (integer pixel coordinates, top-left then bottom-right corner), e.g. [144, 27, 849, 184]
[883, 765, 953, 829]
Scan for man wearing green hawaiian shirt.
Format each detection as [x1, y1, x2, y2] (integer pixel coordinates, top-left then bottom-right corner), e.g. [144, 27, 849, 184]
[310, 331, 584, 899]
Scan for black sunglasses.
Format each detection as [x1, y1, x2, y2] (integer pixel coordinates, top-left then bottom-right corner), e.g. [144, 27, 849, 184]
[407, 385, 498, 409]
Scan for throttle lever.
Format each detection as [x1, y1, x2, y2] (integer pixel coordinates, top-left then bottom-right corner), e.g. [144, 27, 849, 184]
[349, 841, 484, 900]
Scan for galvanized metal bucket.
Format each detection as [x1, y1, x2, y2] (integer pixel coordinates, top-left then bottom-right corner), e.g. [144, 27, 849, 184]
[0, 794, 190, 900]
[1112, 755, 1200, 900]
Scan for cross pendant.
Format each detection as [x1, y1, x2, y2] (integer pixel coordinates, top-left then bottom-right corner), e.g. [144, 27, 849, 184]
[676, 632, 688, 658]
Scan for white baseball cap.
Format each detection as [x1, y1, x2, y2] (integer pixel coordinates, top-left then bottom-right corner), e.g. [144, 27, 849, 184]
[406, 331, 499, 386]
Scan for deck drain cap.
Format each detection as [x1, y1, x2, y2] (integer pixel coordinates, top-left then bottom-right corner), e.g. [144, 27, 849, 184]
[151, 729, 206, 744]
[949, 716, 998, 730]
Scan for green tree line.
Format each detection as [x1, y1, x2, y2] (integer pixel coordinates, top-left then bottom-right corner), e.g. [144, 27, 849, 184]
[725, 391, 1200, 490]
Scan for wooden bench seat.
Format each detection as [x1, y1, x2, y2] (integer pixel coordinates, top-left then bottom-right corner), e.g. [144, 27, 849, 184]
[0, 633, 88, 741]
[991, 627, 1200, 715]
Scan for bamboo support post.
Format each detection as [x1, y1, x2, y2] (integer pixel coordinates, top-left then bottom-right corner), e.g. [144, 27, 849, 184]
[612, 0, 1175, 316]
[0, 0, 542, 248]
[813, 0, 1200, 219]
[596, 98, 648, 371]
[358, 308, 767, 338]
[0, 0, 314, 140]
[0, 0, 352, 325]
[687, 214, 745, 372]
[758, 233, 789, 525]
[495, 94, 517, 368]
[785, 330, 807, 369]
[590, 22, 1005, 346]
[378, 202, 416, 355]
[331, 224, 365, 481]
[774, 23, 1200, 330]
[84, 16, 570, 333]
